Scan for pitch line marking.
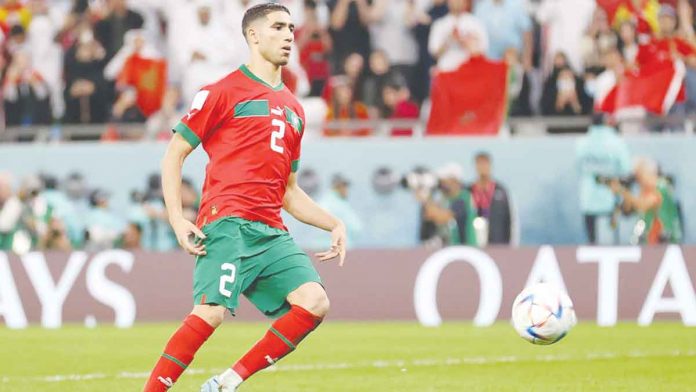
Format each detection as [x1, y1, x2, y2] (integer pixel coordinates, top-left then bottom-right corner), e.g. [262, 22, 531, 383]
[4, 350, 696, 384]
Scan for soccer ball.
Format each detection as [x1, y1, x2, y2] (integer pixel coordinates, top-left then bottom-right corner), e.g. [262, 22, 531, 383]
[511, 283, 577, 345]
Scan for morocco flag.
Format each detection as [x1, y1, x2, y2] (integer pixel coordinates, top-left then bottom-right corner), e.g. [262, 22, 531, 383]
[427, 56, 507, 135]
[615, 59, 685, 116]
[118, 55, 167, 117]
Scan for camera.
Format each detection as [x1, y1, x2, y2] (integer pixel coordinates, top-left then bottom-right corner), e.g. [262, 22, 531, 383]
[595, 175, 635, 188]
[400, 167, 439, 193]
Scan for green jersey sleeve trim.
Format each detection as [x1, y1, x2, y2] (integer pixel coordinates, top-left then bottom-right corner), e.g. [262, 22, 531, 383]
[239, 65, 285, 91]
[173, 122, 201, 148]
[291, 159, 300, 172]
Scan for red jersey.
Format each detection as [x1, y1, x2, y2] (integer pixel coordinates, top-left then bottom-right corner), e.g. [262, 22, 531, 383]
[173, 65, 306, 231]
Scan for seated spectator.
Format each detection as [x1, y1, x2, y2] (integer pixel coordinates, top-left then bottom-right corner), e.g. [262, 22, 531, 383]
[324, 75, 371, 136]
[541, 52, 592, 116]
[504, 47, 532, 116]
[297, 0, 333, 97]
[361, 49, 397, 117]
[109, 30, 167, 123]
[6, 24, 29, 55]
[320, 52, 365, 103]
[428, 0, 488, 72]
[93, 0, 144, 61]
[474, 0, 533, 68]
[3, 51, 52, 126]
[381, 75, 419, 136]
[63, 21, 109, 124]
[582, 8, 618, 72]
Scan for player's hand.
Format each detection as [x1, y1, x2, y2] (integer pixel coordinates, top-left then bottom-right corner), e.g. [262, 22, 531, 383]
[171, 217, 207, 256]
[315, 221, 347, 266]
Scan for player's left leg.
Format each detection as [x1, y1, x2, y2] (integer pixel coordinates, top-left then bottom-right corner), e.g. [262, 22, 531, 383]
[212, 282, 328, 391]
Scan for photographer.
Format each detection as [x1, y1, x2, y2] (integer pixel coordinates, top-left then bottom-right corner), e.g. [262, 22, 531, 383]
[576, 116, 631, 244]
[413, 163, 477, 247]
[610, 158, 682, 245]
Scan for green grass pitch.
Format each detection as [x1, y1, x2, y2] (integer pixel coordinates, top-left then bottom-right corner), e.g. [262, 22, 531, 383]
[1, 322, 695, 391]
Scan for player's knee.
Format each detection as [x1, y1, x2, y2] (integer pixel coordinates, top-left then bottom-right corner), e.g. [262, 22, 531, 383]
[191, 305, 225, 328]
[306, 291, 330, 319]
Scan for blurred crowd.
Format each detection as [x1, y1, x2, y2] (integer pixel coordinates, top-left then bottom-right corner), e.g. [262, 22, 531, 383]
[0, 171, 198, 253]
[0, 0, 693, 139]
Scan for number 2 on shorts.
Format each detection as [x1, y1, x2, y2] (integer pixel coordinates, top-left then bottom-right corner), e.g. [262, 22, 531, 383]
[219, 263, 236, 298]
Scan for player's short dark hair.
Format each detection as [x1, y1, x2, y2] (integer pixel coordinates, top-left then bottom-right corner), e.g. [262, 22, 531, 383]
[242, 3, 291, 40]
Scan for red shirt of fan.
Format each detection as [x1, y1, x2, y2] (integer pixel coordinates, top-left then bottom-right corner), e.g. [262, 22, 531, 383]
[173, 65, 306, 231]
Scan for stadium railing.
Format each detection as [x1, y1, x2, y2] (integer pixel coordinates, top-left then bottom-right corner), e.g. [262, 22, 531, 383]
[0, 115, 694, 142]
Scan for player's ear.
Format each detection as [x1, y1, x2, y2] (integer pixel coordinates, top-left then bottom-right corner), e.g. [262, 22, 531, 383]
[247, 25, 260, 45]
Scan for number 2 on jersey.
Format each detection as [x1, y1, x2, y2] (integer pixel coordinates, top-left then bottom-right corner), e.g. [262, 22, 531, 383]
[219, 263, 236, 298]
[270, 119, 285, 154]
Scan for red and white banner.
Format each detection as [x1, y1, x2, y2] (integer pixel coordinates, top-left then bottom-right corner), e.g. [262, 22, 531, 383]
[1, 246, 695, 328]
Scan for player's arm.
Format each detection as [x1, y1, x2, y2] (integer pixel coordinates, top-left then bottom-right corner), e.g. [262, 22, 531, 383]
[283, 172, 347, 266]
[161, 133, 207, 256]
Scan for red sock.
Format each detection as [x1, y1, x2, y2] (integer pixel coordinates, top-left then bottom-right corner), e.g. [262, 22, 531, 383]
[143, 314, 215, 391]
[232, 305, 323, 380]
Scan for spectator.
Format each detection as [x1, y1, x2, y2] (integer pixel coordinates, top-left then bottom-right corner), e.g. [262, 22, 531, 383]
[63, 21, 109, 123]
[591, 48, 626, 113]
[297, 0, 333, 97]
[473, 0, 533, 67]
[649, 5, 696, 109]
[541, 52, 592, 116]
[327, 0, 372, 69]
[93, 0, 144, 61]
[43, 216, 72, 250]
[582, 8, 618, 72]
[504, 47, 532, 116]
[416, 162, 477, 246]
[611, 157, 682, 244]
[318, 174, 363, 247]
[0, 173, 22, 250]
[85, 188, 124, 251]
[360, 49, 396, 116]
[5, 23, 29, 55]
[618, 20, 639, 68]
[178, 0, 237, 106]
[536, 0, 596, 73]
[381, 75, 419, 136]
[409, 0, 449, 101]
[469, 152, 513, 245]
[428, 0, 488, 72]
[324, 75, 372, 136]
[118, 221, 143, 249]
[576, 115, 631, 244]
[367, 0, 419, 89]
[3, 51, 52, 126]
[27, 0, 65, 120]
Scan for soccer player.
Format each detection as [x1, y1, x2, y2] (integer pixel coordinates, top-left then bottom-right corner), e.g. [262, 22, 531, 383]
[143, 4, 347, 391]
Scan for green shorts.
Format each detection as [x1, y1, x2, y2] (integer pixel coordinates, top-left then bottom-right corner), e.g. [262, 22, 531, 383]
[193, 216, 322, 318]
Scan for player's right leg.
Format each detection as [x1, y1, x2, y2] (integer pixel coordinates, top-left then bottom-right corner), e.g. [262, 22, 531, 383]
[143, 304, 225, 391]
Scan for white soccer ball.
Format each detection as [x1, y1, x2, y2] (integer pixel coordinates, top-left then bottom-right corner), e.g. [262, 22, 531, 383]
[511, 283, 577, 345]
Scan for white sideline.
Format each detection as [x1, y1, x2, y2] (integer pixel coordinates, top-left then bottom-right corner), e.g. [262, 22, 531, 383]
[3, 350, 696, 384]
